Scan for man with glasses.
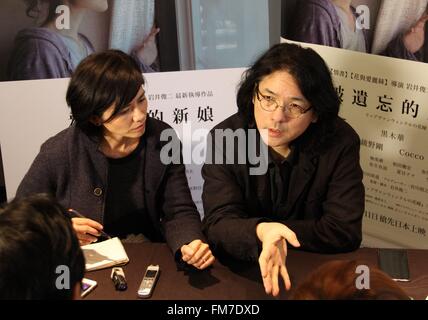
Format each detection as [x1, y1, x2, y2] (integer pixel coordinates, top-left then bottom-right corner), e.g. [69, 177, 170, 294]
[201, 43, 364, 297]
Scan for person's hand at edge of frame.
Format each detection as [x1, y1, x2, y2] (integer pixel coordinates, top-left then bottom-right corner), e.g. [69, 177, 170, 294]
[136, 25, 160, 67]
[403, 13, 428, 53]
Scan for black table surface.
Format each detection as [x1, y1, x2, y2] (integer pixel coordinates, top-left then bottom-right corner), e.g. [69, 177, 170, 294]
[85, 243, 428, 300]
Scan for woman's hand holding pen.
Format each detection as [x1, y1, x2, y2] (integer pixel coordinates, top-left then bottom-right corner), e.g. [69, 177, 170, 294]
[71, 217, 104, 246]
[68, 209, 110, 245]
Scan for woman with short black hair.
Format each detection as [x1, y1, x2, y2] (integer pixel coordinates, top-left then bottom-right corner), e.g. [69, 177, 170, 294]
[17, 50, 215, 270]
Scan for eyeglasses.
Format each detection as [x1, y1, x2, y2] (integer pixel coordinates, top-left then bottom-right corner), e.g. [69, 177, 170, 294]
[255, 84, 313, 118]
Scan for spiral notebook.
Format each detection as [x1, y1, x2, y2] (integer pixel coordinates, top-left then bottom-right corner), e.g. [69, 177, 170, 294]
[82, 237, 129, 271]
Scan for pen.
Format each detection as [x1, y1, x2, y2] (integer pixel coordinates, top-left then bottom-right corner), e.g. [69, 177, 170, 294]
[67, 208, 111, 240]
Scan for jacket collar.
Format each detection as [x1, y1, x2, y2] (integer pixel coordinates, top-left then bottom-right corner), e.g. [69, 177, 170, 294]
[77, 118, 166, 193]
[285, 148, 318, 213]
[248, 129, 318, 215]
[144, 118, 166, 194]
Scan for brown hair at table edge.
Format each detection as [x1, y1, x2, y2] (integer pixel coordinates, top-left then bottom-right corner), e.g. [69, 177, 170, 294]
[292, 259, 410, 300]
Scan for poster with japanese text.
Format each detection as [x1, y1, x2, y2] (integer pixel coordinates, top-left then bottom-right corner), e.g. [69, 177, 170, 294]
[143, 68, 243, 214]
[288, 40, 428, 248]
[1, 51, 427, 248]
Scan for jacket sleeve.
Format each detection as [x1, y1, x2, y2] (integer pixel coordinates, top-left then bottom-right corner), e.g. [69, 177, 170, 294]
[201, 163, 267, 262]
[160, 134, 206, 257]
[201, 131, 268, 262]
[16, 142, 57, 197]
[284, 135, 365, 253]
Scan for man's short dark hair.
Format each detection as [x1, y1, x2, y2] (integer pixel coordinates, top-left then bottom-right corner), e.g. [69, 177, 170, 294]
[0, 194, 85, 299]
[66, 49, 145, 135]
[237, 43, 341, 152]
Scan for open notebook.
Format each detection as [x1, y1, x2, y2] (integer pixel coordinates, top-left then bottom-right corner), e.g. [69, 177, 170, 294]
[82, 237, 129, 271]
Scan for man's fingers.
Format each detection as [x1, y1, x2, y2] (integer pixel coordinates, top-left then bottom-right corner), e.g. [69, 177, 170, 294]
[187, 243, 209, 265]
[262, 270, 272, 295]
[182, 241, 215, 269]
[180, 245, 195, 261]
[193, 250, 211, 268]
[195, 254, 215, 270]
[200, 255, 215, 269]
[280, 264, 291, 291]
[181, 240, 212, 266]
[258, 249, 269, 278]
[259, 237, 292, 296]
[259, 249, 274, 295]
[278, 239, 291, 291]
[277, 229, 300, 248]
[186, 239, 203, 262]
[188, 239, 202, 250]
[271, 264, 280, 297]
[181, 251, 191, 262]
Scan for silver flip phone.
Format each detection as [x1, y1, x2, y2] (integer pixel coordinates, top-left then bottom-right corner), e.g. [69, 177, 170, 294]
[137, 264, 160, 298]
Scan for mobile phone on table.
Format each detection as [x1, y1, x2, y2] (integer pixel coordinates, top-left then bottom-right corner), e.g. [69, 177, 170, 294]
[137, 264, 160, 298]
[378, 248, 410, 282]
[80, 278, 98, 298]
